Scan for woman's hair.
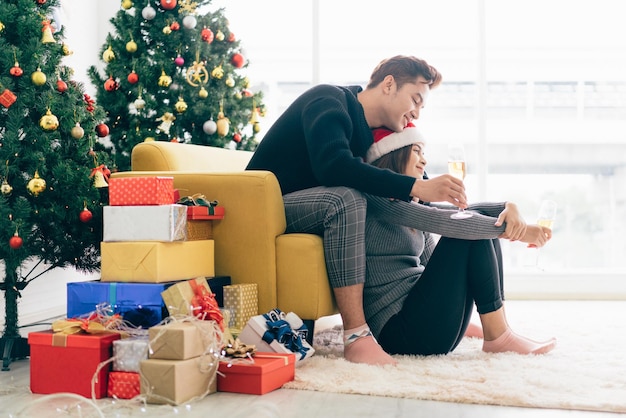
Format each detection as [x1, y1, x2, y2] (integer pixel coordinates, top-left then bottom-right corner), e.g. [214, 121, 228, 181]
[366, 55, 442, 90]
[370, 144, 413, 174]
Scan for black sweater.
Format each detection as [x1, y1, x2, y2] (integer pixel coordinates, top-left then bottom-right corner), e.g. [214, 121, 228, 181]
[246, 84, 416, 200]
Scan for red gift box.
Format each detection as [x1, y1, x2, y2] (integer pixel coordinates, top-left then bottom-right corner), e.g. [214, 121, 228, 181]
[108, 371, 140, 399]
[217, 352, 295, 395]
[186, 205, 225, 220]
[109, 176, 175, 206]
[28, 330, 121, 398]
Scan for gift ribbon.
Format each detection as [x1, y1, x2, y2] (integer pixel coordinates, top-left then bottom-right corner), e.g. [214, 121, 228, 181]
[189, 279, 224, 330]
[261, 316, 310, 360]
[177, 193, 219, 215]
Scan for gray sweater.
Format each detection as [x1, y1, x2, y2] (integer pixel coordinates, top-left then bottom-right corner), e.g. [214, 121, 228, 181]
[364, 196, 507, 337]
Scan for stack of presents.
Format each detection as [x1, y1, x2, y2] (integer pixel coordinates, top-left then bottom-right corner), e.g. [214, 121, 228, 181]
[27, 176, 315, 405]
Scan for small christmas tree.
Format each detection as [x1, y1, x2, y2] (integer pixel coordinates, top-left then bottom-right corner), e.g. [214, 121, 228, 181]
[0, 0, 111, 370]
[88, 0, 266, 172]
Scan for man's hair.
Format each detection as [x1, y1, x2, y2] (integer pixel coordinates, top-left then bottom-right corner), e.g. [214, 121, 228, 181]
[366, 55, 442, 90]
[370, 144, 413, 174]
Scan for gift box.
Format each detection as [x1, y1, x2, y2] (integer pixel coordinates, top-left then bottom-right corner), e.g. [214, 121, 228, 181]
[238, 309, 315, 361]
[186, 205, 225, 220]
[186, 220, 213, 240]
[140, 356, 218, 405]
[100, 240, 215, 283]
[161, 277, 221, 320]
[108, 371, 140, 399]
[103, 204, 187, 242]
[217, 352, 295, 395]
[149, 321, 219, 360]
[28, 330, 121, 398]
[113, 338, 149, 372]
[223, 284, 258, 331]
[109, 176, 175, 206]
[67, 281, 177, 327]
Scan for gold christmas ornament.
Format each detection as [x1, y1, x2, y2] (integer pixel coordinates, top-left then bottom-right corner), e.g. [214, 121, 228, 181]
[92, 171, 108, 188]
[126, 40, 137, 53]
[41, 20, 55, 43]
[215, 29, 225, 41]
[0, 21, 4, 33]
[175, 97, 188, 113]
[216, 111, 230, 137]
[1, 179, 12, 196]
[71, 122, 84, 139]
[144, 137, 156, 142]
[134, 95, 146, 109]
[121, 0, 133, 10]
[39, 109, 59, 131]
[198, 86, 208, 99]
[102, 46, 116, 63]
[156, 112, 176, 135]
[225, 75, 235, 88]
[163, 25, 172, 35]
[31, 67, 47, 86]
[211, 64, 224, 80]
[158, 70, 172, 87]
[185, 60, 209, 87]
[62, 43, 73, 56]
[242, 77, 250, 89]
[27, 170, 46, 196]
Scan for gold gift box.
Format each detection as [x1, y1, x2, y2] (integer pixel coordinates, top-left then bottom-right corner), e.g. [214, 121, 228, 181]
[186, 220, 213, 240]
[223, 284, 258, 331]
[101, 240, 214, 283]
[161, 277, 212, 317]
[140, 356, 217, 405]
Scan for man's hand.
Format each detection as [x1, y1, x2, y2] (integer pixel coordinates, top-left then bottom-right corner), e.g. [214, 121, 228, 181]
[495, 202, 527, 241]
[411, 175, 467, 208]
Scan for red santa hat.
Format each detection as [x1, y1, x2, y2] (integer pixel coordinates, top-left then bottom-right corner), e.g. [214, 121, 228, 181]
[366, 123, 425, 163]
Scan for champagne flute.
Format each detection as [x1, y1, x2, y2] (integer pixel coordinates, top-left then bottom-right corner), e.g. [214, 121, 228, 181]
[447, 143, 472, 219]
[527, 199, 557, 268]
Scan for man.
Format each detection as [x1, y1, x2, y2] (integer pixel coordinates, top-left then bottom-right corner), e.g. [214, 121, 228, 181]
[246, 55, 467, 365]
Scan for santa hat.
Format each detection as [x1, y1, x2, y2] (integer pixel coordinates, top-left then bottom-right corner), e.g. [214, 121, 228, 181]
[366, 123, 425, 163]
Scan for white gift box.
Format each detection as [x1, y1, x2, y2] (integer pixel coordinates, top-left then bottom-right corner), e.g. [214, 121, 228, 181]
[238, 310, 315, 362]
[113, 338, 149, 372]
[103, 204, 187, 242]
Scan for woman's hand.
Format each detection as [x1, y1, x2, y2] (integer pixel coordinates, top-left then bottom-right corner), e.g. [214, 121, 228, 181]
[521, 224, 552, 248]
[496, 202, 527, 241]
[411, 175, 467, 208]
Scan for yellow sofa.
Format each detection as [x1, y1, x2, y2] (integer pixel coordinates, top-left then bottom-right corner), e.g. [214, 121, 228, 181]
[110, 141, 337, 323]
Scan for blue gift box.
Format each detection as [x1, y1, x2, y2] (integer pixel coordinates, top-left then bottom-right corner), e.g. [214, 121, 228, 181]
[66, 281, 177, 327]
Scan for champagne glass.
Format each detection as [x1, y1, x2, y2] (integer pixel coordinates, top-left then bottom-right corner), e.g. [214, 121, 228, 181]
[527, 199, 557, 268]
[447, 143, 473, 219]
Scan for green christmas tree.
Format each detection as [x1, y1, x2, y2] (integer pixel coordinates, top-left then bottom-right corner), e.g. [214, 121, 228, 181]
[0, 0, 111, 370]
[88, 0, 265, 172]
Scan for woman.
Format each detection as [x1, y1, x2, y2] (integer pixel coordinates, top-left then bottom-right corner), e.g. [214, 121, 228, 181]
[363, 124, 556, 356]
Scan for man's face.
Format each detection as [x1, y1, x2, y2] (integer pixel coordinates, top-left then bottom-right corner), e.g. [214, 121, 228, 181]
[386, 77, 430, 132]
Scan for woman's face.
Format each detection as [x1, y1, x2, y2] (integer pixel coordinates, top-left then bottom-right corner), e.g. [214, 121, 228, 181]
[403, 143, 427, 177]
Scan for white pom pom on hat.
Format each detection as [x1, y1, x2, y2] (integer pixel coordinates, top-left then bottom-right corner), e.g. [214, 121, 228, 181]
[366, 122, 425, 163]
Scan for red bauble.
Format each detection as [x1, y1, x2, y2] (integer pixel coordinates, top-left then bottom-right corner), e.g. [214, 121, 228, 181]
[56, 78, 68, 93]
[9, 234, 23, 249]
[231, 53, 245, 68]
[232, 132, 242, 143]
[36, 0, 46, 4]
[227, 32, 236, 42]
[127, 71, 139, 84]
[201, 27, 214, 43]
[160, 0, 177, 9]
[104, 76, 118, 91]
[10, 64, 24, 77]
[170, 21, 180, 31]
[96, 123, 110, 137]
[79, 208, 93, 223]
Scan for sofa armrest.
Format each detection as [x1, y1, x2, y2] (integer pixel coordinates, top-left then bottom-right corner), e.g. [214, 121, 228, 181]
[110, 170, 286, 313]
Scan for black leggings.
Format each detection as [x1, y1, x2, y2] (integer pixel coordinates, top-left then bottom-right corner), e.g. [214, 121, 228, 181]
[378, 237, 504, 356]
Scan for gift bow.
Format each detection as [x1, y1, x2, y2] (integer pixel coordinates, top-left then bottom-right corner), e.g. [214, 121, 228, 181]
[52, 311, 123, 335]
[189, 279, 224, 331]
[177, 193, 219, 214]
[261, 309, 311, 360]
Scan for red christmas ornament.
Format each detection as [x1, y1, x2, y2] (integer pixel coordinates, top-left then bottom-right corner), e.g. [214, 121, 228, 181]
[104, 76, 118, 91]
[127, 71, 139, 84]
[10, 63, 24, 77]
[79, 208, 93, 223]
[170, 21, 180, 31]
[160, 0, 177, 10]
[174, 55, 184, 66]
[56, 78, 68, 93]
[84, 94, 95, 112]
[9, 233, 23, 249]
[96, 123, 110, 137]
[201, 27, 214, 43]
[231, 53, 245, 68]
[227, 32, 236, 42]
[36, 0, 46, 4]
[232, 132, 242, 143]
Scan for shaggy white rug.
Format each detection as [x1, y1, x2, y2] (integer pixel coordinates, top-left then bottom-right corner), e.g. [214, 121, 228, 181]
[284, 300, 626, 413]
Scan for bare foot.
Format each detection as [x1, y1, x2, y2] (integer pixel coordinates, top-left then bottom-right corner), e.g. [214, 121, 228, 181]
[482, 328, 556, 355]
[344, 335, 397, 366]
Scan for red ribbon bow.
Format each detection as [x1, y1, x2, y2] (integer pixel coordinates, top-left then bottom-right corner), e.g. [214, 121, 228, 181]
[189, 280, 224, 331]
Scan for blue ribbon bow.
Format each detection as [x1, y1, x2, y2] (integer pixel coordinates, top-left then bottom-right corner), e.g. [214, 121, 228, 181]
[261, 310, 310, 360]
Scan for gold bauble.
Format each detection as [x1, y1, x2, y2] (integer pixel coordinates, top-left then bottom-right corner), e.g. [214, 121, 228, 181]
[121, 0, 133, 9]
[39, 109, 59, 131]
[31, 67, 47, 86]
[102, 46, 116, 63]
[211, 64, 224, 80]
[0, 22, 5, 33]
[215, 30, 225, 41]
[62, 43, 73, 56]
[158, 70, 172, 87]
[198, 87, 208, 99]
[216, 112, 230, 137]
[27, 171, 46, 196]
[175, 97, 188, 113]
[1, 179, 12, 195]
[163, 25, 172, 35]
[71, 122, 84, 139]
[225, 75, 235, 88]
[242, 77, 250, 88]
[126, 40, 137, 53]
[144, 137, 156, 142]
[253, 122, 261, 133]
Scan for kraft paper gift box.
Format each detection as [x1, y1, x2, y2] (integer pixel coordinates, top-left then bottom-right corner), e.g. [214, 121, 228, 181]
[103, 204, 187, 242]
[100, 240, 215, 283]
[223, 284, 258, 331]
[67, 280, 177, 327]
[238, 310, 315, 362]
[113, 338, 149, 372]
[108, 176, 175, 206]
[140, 356, 218, 405]
[107, 371, 140, 399]
[217, 352, 296, 395]
[186, 220, 213, 240]
[161, 277, 212, 317]
[28, 330, 121, 398]
[148, 321, 219, 361]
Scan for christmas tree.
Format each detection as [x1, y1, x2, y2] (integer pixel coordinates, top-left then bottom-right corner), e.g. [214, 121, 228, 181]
[0, 0, 111, 370]
[88, 0, 265, 172]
